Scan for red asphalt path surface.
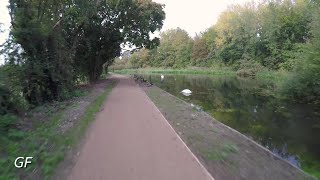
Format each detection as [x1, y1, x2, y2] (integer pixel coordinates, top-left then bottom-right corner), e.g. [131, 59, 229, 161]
[67, 75, 214, 180]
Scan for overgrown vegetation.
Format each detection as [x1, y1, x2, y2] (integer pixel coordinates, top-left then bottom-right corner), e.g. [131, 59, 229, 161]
[0, 81, 116, 179]
[112, 0, 320, 105]
[115, 67, 236, 76]
[0, 0, 165, 106]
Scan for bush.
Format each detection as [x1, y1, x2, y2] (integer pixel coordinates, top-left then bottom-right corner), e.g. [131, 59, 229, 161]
[281, 56, 320, 105]
[0, 114, 18, 135]
[0, 65, 29, 115]
[236, 59, 266, 77]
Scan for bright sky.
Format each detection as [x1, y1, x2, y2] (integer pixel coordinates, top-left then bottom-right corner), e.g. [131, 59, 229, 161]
[0, 0, 252, 62]
[152, 0, 253, 36]
[0, 0, 10, 63]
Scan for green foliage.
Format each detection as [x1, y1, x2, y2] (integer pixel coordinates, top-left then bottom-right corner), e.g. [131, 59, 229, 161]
[257, 0, 312, 69]
[236, 59, 267, 77]
[0, 81, 117, 179]
[1, 0, 165, 177]
[114, 0, 319, 105]
[0, 114, 18, 135]
[281, 3, 320, 105]
[191, 35, 209, 66]
[202, 27, 216, 54]
[112, 28, 194, 69]
[127, 48, 151, 68]
[0, 65, 29, 115]
[203, 143, 238, 161]
[117, 0, 313, 70]
[73, 0, 165, 82]
[4, 0, 165, 105]
[115, 67, 236, 76]
[156, 28, 193, 68]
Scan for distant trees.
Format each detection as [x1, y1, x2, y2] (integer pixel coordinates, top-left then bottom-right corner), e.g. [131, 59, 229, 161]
[283, 1, 320, 104]
[156, 28, 193, 68]
[191, 35, 209, 66]
[114, 0, 319, 104]
[121, 0, 313, 69]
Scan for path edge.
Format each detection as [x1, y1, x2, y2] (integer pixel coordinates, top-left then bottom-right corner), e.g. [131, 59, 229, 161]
[136, 82, 216, 180]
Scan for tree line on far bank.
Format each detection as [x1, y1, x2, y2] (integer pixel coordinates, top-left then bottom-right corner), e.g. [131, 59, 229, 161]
[112, 0, 320, 105]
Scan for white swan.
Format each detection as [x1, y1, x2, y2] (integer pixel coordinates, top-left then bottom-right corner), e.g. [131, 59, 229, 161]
[181, 89, 192, 96]
[181, 89, 192, 94]
[160, 74, 164, 80]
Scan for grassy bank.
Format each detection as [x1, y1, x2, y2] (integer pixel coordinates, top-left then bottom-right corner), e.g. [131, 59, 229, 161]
[0, 80, 117, 179]
[114, 68, 288, 81]
[255, 70, 289, 82]
[114, 68, 236, 76]
[143, 85, 315, 180]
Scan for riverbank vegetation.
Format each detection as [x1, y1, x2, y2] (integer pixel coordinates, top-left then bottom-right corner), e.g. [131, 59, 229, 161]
[144, 84, 315, 180]
[115, 67, 236, 76]
[112, 0, 320, 106]
[0, 0, 165, 178]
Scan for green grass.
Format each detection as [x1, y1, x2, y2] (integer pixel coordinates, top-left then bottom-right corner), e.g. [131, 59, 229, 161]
[300, 154, 320, 179]
[115, 68, 236, 76]
[0, 81, 117, 179]
[202, 143, 239, 161]
[115, 68, 289, 82]
[256, 70, 288, 82]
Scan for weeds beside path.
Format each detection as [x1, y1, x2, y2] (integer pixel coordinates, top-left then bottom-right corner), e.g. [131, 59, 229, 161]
[0, 78, 117, 180]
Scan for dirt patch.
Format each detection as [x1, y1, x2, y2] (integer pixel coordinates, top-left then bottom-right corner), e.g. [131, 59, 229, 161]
[143, 85, 316, 180]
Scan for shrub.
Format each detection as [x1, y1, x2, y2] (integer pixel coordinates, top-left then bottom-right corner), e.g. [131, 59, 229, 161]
[0, 114, 18, 135]
[236, 59, 266, 77]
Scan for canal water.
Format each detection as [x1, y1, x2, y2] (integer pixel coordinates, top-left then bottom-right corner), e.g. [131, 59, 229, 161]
[140, 73, 320, 175]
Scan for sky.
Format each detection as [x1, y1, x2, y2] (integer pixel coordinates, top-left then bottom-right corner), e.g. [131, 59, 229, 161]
[0, 0, 252, 62]
[152, 0, 252, 36]
[0, 0, 10, 63]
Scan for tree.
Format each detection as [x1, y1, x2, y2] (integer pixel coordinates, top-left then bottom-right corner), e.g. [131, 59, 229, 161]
[258, 0, 312, 69]
[202, 26, 217, 57]
[191, 34, 209, 66]
[214, 3, 260, 65]
[6, 0, 165, 104]
[282, 1, 320, 105]
[156, 28, 193, 68]
[73, 0, 165, 82]
[127, 48, 151, 68]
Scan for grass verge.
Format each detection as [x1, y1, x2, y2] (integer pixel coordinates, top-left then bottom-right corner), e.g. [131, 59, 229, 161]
[144, 86, 315, 180]
[0, 80, 117, 180]
[115, 68, 288, 81]
[114, 68, 236, 76]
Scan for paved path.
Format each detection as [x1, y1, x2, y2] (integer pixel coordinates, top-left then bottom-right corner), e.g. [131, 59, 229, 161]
[68, 75, 214, 180]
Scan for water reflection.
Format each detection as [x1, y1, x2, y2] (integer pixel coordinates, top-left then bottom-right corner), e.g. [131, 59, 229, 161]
[140, 74, 320, 173]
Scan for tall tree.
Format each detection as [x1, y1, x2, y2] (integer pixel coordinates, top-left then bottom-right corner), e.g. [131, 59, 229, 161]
[191, 34, 209, 66]
[283, 1, 320, 104]
[6, 0, 165, 104]
[156, 28, 193, 68]
[74, 0, 165, 82]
